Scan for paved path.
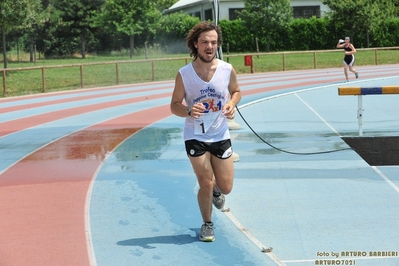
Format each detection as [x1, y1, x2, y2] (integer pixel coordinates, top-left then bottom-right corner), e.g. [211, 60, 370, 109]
[1, 65, 398, 266]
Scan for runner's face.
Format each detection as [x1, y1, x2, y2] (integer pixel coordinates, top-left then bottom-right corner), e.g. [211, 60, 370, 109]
[195, 30, 218, 63]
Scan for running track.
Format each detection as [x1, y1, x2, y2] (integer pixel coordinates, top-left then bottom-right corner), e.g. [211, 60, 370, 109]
[1, 65, 398, 266]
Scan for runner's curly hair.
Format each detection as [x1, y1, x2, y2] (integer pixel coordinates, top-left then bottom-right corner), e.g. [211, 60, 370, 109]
[186, 21, 222, 60]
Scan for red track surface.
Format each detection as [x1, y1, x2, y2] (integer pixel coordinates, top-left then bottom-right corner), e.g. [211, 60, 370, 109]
[0, 105, 169, 266]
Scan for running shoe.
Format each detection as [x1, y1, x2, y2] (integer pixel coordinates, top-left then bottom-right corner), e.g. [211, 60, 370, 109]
[355, 72, 359, 79]
[345, 79, 349, 83]
[199, 222, 215, 242]
[212, 186, 225, 209]
[213, 194, 225, 209]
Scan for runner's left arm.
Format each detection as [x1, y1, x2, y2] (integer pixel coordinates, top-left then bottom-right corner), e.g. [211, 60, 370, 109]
[223, 67, 241, 118]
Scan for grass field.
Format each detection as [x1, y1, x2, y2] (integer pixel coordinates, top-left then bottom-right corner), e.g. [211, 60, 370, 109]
[1, 48, 398, 97]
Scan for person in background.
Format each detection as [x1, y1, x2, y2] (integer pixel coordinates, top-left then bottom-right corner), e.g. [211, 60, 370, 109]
[170, 21, 241, 242]
[337, 36, 359, 82]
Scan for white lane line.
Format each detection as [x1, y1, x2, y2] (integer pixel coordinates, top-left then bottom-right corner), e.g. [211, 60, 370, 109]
[371, 166, 399, 194]
[85, 164, 100, 266]
[294, 93, 341, 137]
[223, 210, 286, 265]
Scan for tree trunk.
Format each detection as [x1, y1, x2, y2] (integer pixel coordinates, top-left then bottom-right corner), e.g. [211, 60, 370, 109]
[30, 42, 34, 62]
[81, 31, 86, 59]
[366, 30, 370, 48]
[2, 25, 7, 69]
[129, 34, 134, 59]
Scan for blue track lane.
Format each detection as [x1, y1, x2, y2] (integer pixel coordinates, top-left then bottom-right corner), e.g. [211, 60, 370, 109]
[88, 68, 399, 265]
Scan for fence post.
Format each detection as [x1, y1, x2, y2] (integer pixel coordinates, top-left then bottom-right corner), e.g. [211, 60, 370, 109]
[374, 49, 378, 65]
[282, 53, 286, 71]
[226, 43, 230, 63]
[151, 60, 155, 81]
[42, 67, 46, 92]
[313, 52, 317, 69]
[2, 70, 6, 96]
[80, 65, 84, 88]
[116, 62, 119, 85]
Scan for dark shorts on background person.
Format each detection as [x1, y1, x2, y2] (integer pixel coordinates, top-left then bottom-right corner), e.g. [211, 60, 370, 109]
[344, 55, 355, 66]
[185, 139, 233, 159]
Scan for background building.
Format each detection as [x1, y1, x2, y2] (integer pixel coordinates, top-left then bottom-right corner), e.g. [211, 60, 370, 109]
[163, 0, 330, 20]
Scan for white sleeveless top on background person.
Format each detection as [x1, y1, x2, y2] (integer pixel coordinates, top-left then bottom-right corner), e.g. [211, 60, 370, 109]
[180, 59, 232, 142]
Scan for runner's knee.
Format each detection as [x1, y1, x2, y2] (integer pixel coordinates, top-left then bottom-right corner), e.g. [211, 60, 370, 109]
[215, 180, 233, 195]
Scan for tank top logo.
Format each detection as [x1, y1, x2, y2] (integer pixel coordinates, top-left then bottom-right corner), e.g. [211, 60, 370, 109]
[203, 99, 221, 113]
[195, 85, 225, 113]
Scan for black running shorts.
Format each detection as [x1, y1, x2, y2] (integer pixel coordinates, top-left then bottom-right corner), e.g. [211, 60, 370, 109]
[185, 139, 233, 159]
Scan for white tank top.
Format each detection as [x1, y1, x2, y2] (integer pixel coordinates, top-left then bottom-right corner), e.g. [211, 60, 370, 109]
[180, 59, 232, 142]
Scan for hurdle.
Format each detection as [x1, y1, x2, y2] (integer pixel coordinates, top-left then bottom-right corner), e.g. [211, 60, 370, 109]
[338, 86, 399, 136]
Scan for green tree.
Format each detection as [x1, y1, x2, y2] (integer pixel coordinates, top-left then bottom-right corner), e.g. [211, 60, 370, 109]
[322, 0, 397, 47]
[219, 19, 255, 52]
[238, 0, 292, 52]
[155, 12, 200, 53]
[23, 0, 52, 62]
[289, 17, 330, 50]
[32, 2, 62, 57]
[0, 0, 35, 68]
[154, 0, 179, 12]
[94, 0, 161, 58]
[373, 18, 399, 47]
[53, 0, 104, 58]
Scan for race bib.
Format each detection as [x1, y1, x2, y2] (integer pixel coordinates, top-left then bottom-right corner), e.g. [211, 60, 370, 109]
[194, 111, 220, 135]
